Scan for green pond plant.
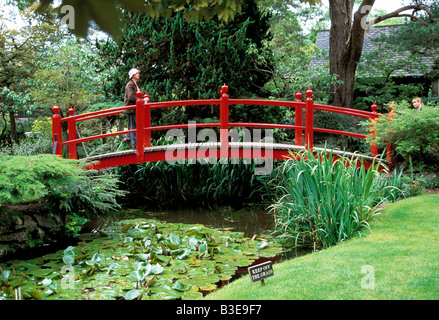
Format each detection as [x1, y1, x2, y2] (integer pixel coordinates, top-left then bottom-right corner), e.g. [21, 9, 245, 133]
[0, 219, 282, 300]
[269, 148, 404, 249]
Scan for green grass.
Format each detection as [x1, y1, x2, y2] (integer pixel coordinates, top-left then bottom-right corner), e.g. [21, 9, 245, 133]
[206, 194, 439, 300]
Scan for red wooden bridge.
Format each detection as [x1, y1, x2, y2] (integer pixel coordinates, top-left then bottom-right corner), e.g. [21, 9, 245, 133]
[51, 84, 393, 171]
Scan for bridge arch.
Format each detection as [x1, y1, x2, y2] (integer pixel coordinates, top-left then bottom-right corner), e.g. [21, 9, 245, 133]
[51, 84, 394, 171]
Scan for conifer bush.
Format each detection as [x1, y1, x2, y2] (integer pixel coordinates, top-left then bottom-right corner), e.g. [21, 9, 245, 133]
[0, 154, 125, 225]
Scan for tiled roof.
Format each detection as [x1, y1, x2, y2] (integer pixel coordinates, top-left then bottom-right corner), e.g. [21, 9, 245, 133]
[311, 25, 437, 77]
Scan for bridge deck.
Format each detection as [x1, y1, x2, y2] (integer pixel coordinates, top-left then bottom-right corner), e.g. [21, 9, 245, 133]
[85, 142, 384, 170]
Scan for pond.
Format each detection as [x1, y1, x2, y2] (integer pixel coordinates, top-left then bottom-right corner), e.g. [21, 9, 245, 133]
[0, 206, 290, 300]
[105, 205, 276, 238]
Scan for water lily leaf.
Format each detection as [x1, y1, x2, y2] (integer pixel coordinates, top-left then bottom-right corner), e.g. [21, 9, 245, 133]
[145, 276, 157, 287]
[136, 253, 150, 262]
[198, 283, 217, 292]
[169, 232, 181, 246]
[173, 280, 190, 292]
[40, 278, 52, 287]
[29, 289, 43, 299]
[255, 241, 268, 250]
[63, 255, 74, 266]
[181, 291, 203, 300]
[125, 289, 141, 300]
[130, 270, 145, 281]
[150, 263, 164, 275]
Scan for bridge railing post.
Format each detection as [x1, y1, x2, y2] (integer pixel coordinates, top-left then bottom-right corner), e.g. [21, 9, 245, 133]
[136, 91, 145, 163]
[144, 92, 151, 148]
[304, 88, 314, 150]
[369, 103, 378, 157]
[294, 91, 303, 146]
[220, 84, 229, 160]
[52, 105, 63, 157]
[67, 106, 78, 159]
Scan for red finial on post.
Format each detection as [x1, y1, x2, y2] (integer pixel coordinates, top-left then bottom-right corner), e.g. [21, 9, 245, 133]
[220, 83, 229, 96]
[306, 88, 313, 99]
[295, 91, 302, 102]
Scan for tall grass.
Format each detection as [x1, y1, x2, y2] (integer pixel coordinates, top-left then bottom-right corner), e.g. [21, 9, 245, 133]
[116, 158, 275, 209]
[269, 149, 403, 249]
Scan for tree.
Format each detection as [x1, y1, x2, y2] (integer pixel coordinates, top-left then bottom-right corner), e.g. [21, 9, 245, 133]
[98, 0, 276, 125]
[30, 36, 105, 115]
[0, 4, 58, 143]
[328, 0, 434, 107]
[16, 0, 319, 38]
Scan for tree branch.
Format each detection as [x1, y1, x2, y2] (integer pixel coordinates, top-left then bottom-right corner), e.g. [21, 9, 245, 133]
[368, 5, 434, 27]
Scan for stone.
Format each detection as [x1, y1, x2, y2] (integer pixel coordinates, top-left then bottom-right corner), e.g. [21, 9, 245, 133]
[34, 214, 57, 229]
[0, 231, 29, 242]
[23, 215, 37, 233]
[11, 215, 23, 226]
[34, 226, 46, 239]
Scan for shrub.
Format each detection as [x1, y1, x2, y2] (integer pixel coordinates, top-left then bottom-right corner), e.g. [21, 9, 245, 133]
[269, 149, 402, 249]
[369, 101, 439, 170]
[0, 154, 126, 235]
[0, 154, 81, 204]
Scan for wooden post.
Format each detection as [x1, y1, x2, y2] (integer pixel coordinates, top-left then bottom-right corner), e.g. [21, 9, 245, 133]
[52, 105, 63, 157]
[370, 103, 378, 157]
[220, 84, 229, 160]
[67, 106, 78, 159]
[304, 88, 314, 150]
[144, 92, 151, 148]
[294, 91, 303, 146]
[136, 91, 145, 163]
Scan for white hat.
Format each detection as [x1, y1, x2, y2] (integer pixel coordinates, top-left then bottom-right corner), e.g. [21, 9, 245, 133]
[129, 68, 140, 79]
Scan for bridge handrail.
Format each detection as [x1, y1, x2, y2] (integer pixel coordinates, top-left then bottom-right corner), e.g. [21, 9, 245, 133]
[51, 84, 393, 165]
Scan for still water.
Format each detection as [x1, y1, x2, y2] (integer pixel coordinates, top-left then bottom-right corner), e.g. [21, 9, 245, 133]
[107, 205, 276, 238]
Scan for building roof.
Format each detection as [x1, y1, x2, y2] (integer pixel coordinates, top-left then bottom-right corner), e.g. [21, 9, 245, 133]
[312, 25, 437, 78]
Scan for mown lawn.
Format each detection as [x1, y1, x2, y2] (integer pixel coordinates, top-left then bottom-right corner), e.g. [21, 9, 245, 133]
[206, 194, 439, 300]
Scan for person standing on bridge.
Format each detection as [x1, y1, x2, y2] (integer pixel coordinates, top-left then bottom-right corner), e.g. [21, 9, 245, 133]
[123, 68, 141, 148]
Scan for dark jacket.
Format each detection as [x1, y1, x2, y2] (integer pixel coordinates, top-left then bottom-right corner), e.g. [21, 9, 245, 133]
[124, 79, 139, 114]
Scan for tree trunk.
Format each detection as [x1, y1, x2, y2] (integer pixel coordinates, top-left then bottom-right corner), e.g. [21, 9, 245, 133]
[329, 0, 375, 107]
[9, 111, 18, 144]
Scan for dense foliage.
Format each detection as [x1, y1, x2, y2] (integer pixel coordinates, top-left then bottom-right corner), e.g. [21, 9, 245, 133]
[98, 0, 278, 125]
[369, 101, 439, 170]
[116, 157, 275, 209]
[269, 149, 404, 249]
[0, 154, 125, 235]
